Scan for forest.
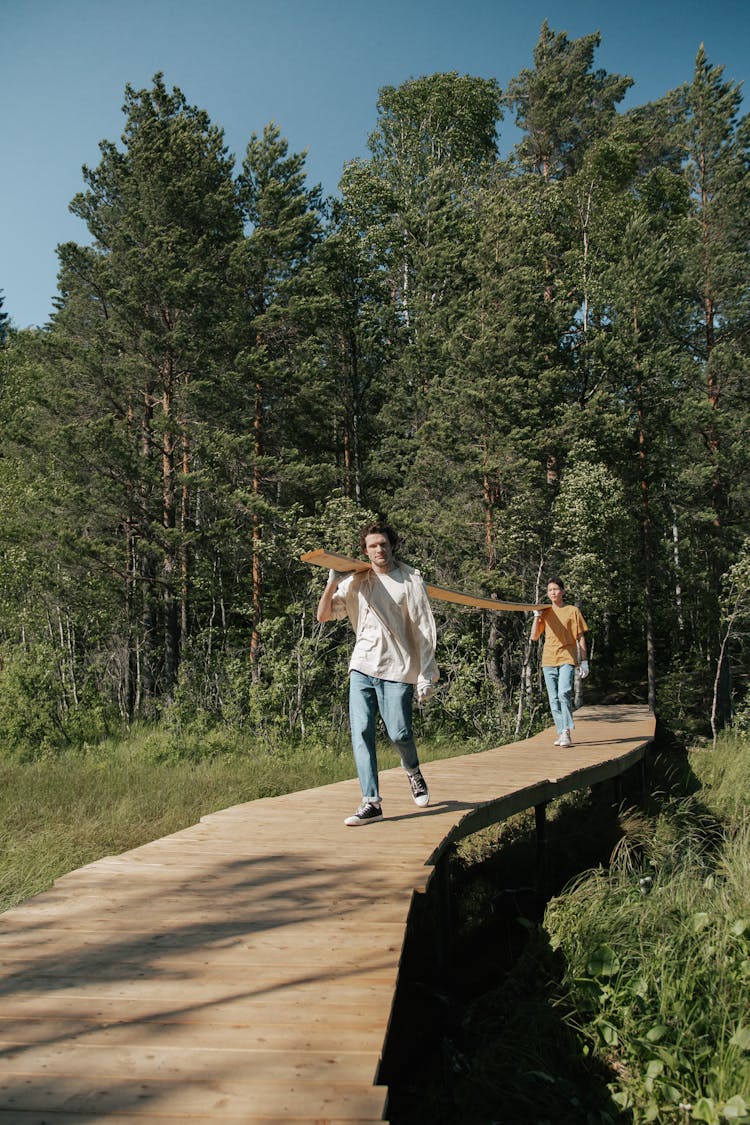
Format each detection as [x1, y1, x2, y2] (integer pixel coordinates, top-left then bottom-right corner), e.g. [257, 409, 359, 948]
[0, 21, 748, 760]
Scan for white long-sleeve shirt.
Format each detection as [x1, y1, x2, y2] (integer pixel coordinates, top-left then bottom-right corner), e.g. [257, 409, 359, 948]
[330, 562, 439, 686]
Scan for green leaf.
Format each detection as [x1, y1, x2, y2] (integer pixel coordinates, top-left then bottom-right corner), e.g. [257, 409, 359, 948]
[596, 1019, 619, 1046]
[587, 943, 620, 977]
[646, 1059, 664, 1079]
[722, 1094, 749, 1120]
[693, 1096, 720, 1124]
[729, 1026, 750, 1052]
[646, 1024, 669, 1042]
[690, 912, 712, 933]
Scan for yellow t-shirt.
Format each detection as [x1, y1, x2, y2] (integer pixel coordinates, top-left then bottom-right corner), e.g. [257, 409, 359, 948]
[540, 604, 588, 667]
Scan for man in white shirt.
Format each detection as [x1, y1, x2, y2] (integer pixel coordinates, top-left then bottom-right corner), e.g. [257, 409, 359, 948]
[317, 522, 439, 825]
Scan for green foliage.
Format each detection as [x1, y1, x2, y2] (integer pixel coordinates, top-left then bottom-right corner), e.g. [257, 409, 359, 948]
[542, 734, 750, 1122]
[0, 644, 67, 757]
[504, 20, 633, 178]
[551, 444, 630, 620]
[0, 291, 9, 346]
[0, 643, 114, 759]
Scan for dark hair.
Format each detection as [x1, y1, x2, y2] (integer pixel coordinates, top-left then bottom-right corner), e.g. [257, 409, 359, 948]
[546, 577, 565, 589]
[359, 521, 400, 554]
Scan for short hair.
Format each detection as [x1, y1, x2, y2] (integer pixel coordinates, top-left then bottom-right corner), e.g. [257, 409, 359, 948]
[359, 521, 400, 554]
[546, 577, 565, 589]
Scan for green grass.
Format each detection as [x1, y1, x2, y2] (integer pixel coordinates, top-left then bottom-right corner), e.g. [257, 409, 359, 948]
[0, 722, 472, 913]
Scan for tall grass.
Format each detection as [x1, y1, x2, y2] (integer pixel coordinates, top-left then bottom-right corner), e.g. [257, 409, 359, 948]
[0, 721, 468, 914]
[0, 724, 356, 912]
[541, 733, 750, 1124]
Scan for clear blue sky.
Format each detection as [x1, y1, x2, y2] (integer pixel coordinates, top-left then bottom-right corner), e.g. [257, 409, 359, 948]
[3, 0, 748, 329]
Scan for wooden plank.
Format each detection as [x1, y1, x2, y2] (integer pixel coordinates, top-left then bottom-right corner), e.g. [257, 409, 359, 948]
[0, 937, 404, 970]
[0, 1116, 388, 1125]
[0, 1044, 378, 1084]
[0, 1016, 385, 1053]
[0, 996, 395, 1026]
[0, 1076, 389, 1119]
[301, 548, 546, 611]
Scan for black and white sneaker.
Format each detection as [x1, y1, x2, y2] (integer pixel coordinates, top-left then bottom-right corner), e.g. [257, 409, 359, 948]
[408, 769, 430, 808]
[344, 801, 383, 826]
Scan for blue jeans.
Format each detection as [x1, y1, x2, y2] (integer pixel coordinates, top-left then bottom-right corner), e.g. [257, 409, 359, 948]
[543, 664, 576, 734]
[349, 671, 420, 802]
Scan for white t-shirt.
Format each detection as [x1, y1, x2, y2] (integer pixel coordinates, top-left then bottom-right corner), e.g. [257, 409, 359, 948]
[331, 563, 439, 686]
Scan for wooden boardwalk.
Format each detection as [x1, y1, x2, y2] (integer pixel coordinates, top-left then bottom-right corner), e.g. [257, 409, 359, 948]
[0, 703, 655, 1123]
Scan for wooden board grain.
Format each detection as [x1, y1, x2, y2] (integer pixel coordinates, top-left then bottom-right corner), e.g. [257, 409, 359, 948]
[301, 548, 546, 612]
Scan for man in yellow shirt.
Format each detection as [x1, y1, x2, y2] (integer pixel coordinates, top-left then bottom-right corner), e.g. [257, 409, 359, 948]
[530, 578, 589, 747]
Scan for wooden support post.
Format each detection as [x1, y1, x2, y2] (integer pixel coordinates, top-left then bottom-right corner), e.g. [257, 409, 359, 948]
[535, 801, 548, 892]
[431, 855, 453, 972]
[637, 755, 647, 793]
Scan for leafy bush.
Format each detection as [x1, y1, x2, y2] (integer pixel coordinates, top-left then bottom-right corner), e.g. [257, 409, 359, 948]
[543, 735, 750, 1122]
[0, 643, 114, 759]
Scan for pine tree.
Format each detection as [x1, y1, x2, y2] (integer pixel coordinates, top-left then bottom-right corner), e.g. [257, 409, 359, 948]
[233, 122, 325, 669]
[504, 20, 633, 179]
[677, 47, 750, 723]
[0, 292, 10, 346]
[52, 74, 243, 705]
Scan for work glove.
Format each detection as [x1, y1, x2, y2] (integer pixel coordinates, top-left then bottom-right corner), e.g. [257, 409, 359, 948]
[577, 660, 590, 679]
[327, 568, 348, 587]
[416, 678, 435, 703]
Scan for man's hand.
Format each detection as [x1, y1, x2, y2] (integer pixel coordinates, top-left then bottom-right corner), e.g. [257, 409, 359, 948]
[530, 608, 546, 640]
[577, 660, 590, 679]
[318, 569, 348, 623]
[416, 678, 435, 703]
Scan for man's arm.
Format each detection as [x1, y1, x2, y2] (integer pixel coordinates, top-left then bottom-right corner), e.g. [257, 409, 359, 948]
[317, 570, 345, 622]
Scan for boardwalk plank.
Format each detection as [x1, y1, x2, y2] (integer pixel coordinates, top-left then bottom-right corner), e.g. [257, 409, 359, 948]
[0, 1116, 388, 1125]
[0, 1075, 389, 1118]
[0, 1044, 379, 1083]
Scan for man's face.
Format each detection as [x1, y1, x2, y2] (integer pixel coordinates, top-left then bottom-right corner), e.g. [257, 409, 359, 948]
[547, 582, 564, 605]
[364, 533, 393, 571]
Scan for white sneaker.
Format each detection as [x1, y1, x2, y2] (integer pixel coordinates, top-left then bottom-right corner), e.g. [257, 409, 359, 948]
[558, 730, 572, 748]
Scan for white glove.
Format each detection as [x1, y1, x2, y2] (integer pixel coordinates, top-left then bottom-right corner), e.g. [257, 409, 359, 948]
[416, 678, 435, 703]
[532, 610, 543, 618]
[577, 660, 589, 679]
[327, 568, 347, 588]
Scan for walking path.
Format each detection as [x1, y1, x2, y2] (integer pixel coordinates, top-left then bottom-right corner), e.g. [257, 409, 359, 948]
[0, 703, 655, 1123]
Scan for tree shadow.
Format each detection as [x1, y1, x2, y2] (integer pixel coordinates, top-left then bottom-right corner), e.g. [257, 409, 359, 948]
[0, 843, 398, 1118]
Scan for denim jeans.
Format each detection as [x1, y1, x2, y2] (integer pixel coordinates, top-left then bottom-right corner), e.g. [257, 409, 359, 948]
[349, 671, 420, 802]
[542, 663, 576, 734]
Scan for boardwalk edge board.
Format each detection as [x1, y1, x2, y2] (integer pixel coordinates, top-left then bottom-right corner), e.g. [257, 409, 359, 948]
[300, 549, 546, 612]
